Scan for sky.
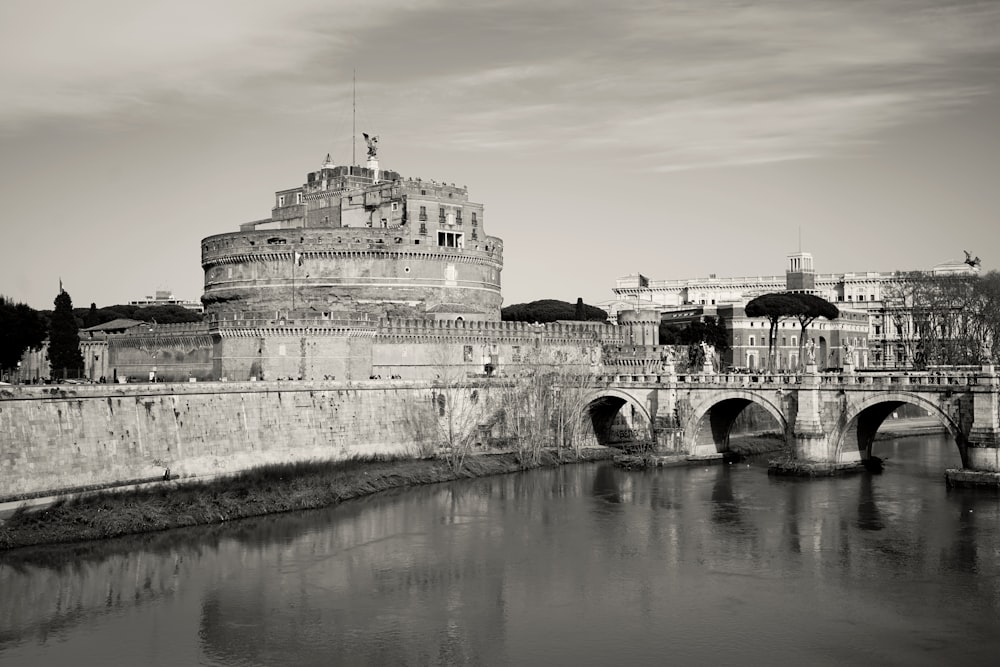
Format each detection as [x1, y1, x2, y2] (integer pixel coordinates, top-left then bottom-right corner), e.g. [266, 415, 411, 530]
[1, 0, 998, 311]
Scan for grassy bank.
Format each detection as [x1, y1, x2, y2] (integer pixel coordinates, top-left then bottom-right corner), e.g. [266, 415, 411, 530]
[0, 448, 613, 552]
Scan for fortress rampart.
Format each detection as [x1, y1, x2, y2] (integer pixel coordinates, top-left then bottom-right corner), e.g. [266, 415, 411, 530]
[0, 381, 447, 499]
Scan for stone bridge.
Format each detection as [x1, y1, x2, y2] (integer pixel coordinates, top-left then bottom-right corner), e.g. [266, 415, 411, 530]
[583, 366, 1000, 478]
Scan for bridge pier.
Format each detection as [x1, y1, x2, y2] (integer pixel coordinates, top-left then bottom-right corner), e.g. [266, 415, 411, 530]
[948, 366, 1000, 487]
[771, 365, 862, 476]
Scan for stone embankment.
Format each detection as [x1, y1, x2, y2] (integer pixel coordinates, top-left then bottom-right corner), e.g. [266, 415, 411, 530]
[0, 448, 615, 551]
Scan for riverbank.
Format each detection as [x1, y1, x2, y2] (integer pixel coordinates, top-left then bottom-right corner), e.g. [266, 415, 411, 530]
[0, 448, 615, 552]
[873, 416, 947, 439]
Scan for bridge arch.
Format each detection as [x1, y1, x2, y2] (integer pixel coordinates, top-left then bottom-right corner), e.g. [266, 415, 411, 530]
[582, 389, 653, 447]
[832, 391, 966, 466]
[684, 390, 790, 456]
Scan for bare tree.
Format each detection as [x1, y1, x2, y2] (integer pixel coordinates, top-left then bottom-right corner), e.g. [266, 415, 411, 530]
[881, 270, 989, 368]
[494, 347, 597, 465]
[424, 344, 496, 471]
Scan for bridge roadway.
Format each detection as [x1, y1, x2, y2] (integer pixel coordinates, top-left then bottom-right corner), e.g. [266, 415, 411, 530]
[584, 364, 1000, 478]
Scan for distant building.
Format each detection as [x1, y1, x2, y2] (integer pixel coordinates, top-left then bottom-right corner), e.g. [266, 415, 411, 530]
[611, 252, 979, 368]
[129, 290, 203, 312]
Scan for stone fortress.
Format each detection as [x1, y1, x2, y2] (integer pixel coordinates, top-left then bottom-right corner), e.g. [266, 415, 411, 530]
[83, 144, 633, 383]
[203, 150, 502, 321]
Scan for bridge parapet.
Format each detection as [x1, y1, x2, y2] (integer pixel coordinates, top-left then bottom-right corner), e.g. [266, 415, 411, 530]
[823, 371, 983, 388]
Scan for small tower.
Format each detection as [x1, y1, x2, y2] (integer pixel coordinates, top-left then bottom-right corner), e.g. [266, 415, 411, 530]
[617, 308, 661, 346]
[786, 251, 816, 293]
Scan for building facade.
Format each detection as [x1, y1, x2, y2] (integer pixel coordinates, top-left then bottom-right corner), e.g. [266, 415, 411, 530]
[611, 252, 979, 368]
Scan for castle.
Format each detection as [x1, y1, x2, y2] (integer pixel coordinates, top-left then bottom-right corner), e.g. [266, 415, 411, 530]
[69, 150, 630, 383]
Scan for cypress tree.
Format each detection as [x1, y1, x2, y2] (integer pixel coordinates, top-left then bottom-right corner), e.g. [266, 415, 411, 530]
[48, 289, 84, 379]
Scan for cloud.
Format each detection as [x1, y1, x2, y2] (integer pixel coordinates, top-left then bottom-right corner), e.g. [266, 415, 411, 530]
[0, 0, 435, 126]
[3, 0, 999, 170]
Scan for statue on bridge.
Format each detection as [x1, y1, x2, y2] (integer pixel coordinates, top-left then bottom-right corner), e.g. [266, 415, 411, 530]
[700, 342, 716, 373]
[807, 339, 816, 365]
[660, 346, 676, 374]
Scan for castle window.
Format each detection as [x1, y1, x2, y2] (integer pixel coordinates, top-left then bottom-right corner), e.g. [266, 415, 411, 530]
[437, 231, 464, 248]
[277, 195, 285, 207]
[391, 202, 399, 211]
[421, 189, 427, 195]
[749, 336, 755, 347]
[463, 345, 474, 362]
[512, 345, 521, 362]
[419, 206, 427, 221]
[455, 210, 462, 224]
[439, 207, 446, 222]
[296, 192, 303, 204]
[471, 212, 477, 226]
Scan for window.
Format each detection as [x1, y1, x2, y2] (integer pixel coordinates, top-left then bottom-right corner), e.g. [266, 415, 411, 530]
[437, 231, 464, 248]
[874, 325, 881, 335]
[858, 295, 865, 301]
[439, 207, 446, 222]
[391, 201, 399, 211]
[471, 212, 478, 226]
[463, 345, 474, 362]
[277, 195, 285, 207]
[512, 345, 521, 362]
[456, 210, 463, 224]
[419, 206, 427, 221]
[749, 336, 755, 347]
[781, 336, 786, 346]
[295, 192, 303, 204]
[791, 336, 797, 347]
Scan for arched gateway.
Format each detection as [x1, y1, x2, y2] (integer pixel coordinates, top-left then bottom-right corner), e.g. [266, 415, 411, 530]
[583, 389, 653, 447]
[832, 392, 968, 466]
[683, 390, 790, 457]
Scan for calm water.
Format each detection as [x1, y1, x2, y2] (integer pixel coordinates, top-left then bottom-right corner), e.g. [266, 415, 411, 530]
[3, 434, 1000, 667]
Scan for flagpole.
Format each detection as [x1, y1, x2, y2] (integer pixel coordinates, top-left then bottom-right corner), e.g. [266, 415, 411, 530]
[292, 251, 296, 312]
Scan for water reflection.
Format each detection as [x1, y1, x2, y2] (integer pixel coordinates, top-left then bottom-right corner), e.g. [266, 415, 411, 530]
[857, 473, 884, 532]
[3, 434, 1000, 666]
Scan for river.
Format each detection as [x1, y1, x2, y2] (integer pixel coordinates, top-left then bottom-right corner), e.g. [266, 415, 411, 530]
[2, 433, 1000, 666]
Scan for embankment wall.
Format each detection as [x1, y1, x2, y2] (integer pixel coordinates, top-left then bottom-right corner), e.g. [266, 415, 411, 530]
[0, 381, 445, 499]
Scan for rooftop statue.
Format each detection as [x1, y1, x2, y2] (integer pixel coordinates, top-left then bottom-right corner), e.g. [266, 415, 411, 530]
[363, 132, 379, 159]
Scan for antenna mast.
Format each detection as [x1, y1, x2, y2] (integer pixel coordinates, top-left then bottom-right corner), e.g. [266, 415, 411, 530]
[352, 69, 356, 166]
